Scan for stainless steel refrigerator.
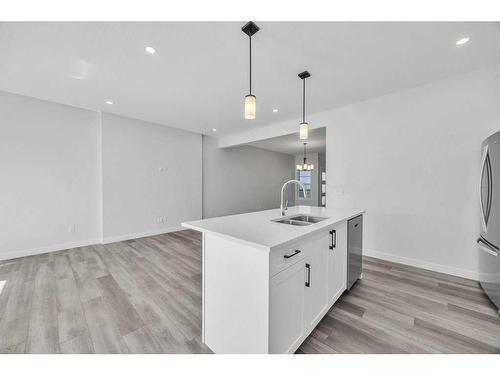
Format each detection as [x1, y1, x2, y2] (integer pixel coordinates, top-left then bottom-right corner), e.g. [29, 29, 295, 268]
[478, 130, 500, 311]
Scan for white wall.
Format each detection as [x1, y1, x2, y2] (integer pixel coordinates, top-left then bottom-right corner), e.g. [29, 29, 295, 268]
[203, 136, 295, 218]
[3, 66, 499, 278]
[0, 91, 101, 259]
[325, 68, 500, 279]
[217, 67, 500, 280]
[0, 89, 294, 259]
[101, 113, 202, 242]
[0, 92, 203, 259]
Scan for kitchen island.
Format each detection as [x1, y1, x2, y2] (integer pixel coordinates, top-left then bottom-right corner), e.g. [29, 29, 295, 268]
[182, 205, 364, 354]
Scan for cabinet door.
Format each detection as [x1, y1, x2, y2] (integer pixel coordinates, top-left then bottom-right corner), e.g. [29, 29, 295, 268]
[328, 222, 347, 303]
[303, 233, 329, 330]
[269, 259, 306, 353]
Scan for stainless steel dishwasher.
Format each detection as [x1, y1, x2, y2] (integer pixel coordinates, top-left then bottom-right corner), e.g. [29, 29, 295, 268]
[347, 215, 363, 290]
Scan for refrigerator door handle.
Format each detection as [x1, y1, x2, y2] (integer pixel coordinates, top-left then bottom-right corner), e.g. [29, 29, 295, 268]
[479, 145, 489, 233]
[477, 238, 499, 257]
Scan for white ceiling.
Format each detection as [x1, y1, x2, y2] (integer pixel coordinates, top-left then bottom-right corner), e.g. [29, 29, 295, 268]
[1, 22, 499, 137]
[248, 127, 326, 155]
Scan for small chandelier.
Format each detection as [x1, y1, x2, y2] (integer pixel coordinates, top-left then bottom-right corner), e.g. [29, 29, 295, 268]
[242, 21, 259, 120]
[298, 71, 311, 140]
[296, 143, 314, 171]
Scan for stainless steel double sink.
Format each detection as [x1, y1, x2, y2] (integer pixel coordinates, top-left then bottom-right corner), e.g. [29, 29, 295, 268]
[272, 214, 328, 226]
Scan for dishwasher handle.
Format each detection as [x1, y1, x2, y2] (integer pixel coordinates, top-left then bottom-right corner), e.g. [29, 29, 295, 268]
[305, 263, 311, 287]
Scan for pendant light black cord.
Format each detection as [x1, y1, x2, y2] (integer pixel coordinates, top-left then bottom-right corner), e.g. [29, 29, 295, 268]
[249, 36, 252, 95]
[302, 78, 306, 123]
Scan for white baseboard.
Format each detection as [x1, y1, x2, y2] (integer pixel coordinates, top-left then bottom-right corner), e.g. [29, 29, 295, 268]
[0, 226, 185, 261]
[102, 226, 184, 244]
[364, 248, 480, 281]
[0, 238, 101, 261]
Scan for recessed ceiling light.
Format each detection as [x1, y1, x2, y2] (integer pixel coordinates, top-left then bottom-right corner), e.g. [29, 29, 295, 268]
[273, 109, 279, 113]
[456, 37, 470, 46]
[105, 100, 113, 105]
[145, 46, 156, 54]
[212, 128, 217, 132]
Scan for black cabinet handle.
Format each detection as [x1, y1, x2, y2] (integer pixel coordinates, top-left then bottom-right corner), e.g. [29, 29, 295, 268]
[305, 263, 311, 287]
[329, 230, 336, 250]
[283, 250, 301, 259]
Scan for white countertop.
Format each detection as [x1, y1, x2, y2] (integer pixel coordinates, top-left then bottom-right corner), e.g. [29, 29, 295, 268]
[182, 206, 365, 251]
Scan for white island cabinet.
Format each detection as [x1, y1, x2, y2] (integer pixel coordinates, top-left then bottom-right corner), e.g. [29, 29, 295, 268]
[182, 206, 364, 354]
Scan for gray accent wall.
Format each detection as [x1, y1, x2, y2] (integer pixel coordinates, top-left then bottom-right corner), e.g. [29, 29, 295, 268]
[202, 136, 296, 219]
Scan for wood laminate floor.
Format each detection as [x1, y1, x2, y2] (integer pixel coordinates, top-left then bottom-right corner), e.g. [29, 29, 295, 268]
[0, 230, 499, 354]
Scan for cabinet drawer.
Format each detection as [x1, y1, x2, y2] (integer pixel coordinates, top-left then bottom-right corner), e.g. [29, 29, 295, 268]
[270, 242, 308, 276]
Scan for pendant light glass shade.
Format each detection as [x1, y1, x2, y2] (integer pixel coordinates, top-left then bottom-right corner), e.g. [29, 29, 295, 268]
[244, 94, 256, 120]
[299, 122, 309, 140]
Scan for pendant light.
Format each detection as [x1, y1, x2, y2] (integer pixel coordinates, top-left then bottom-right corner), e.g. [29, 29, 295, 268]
[296, 143, 314, 171]
[242, 21, 259, 120]
[298, 71, 311, 140]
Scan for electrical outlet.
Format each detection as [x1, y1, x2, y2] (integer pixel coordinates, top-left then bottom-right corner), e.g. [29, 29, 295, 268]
[68, 224, 78, 233]
[158, 167, 167, 173]
[157, 216, 167, 224]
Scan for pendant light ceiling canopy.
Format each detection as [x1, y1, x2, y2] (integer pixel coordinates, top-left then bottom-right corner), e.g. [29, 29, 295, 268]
[242, 21, 259, 120]
[298, 71, 311, 140]
[296, 142, 314, 171]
